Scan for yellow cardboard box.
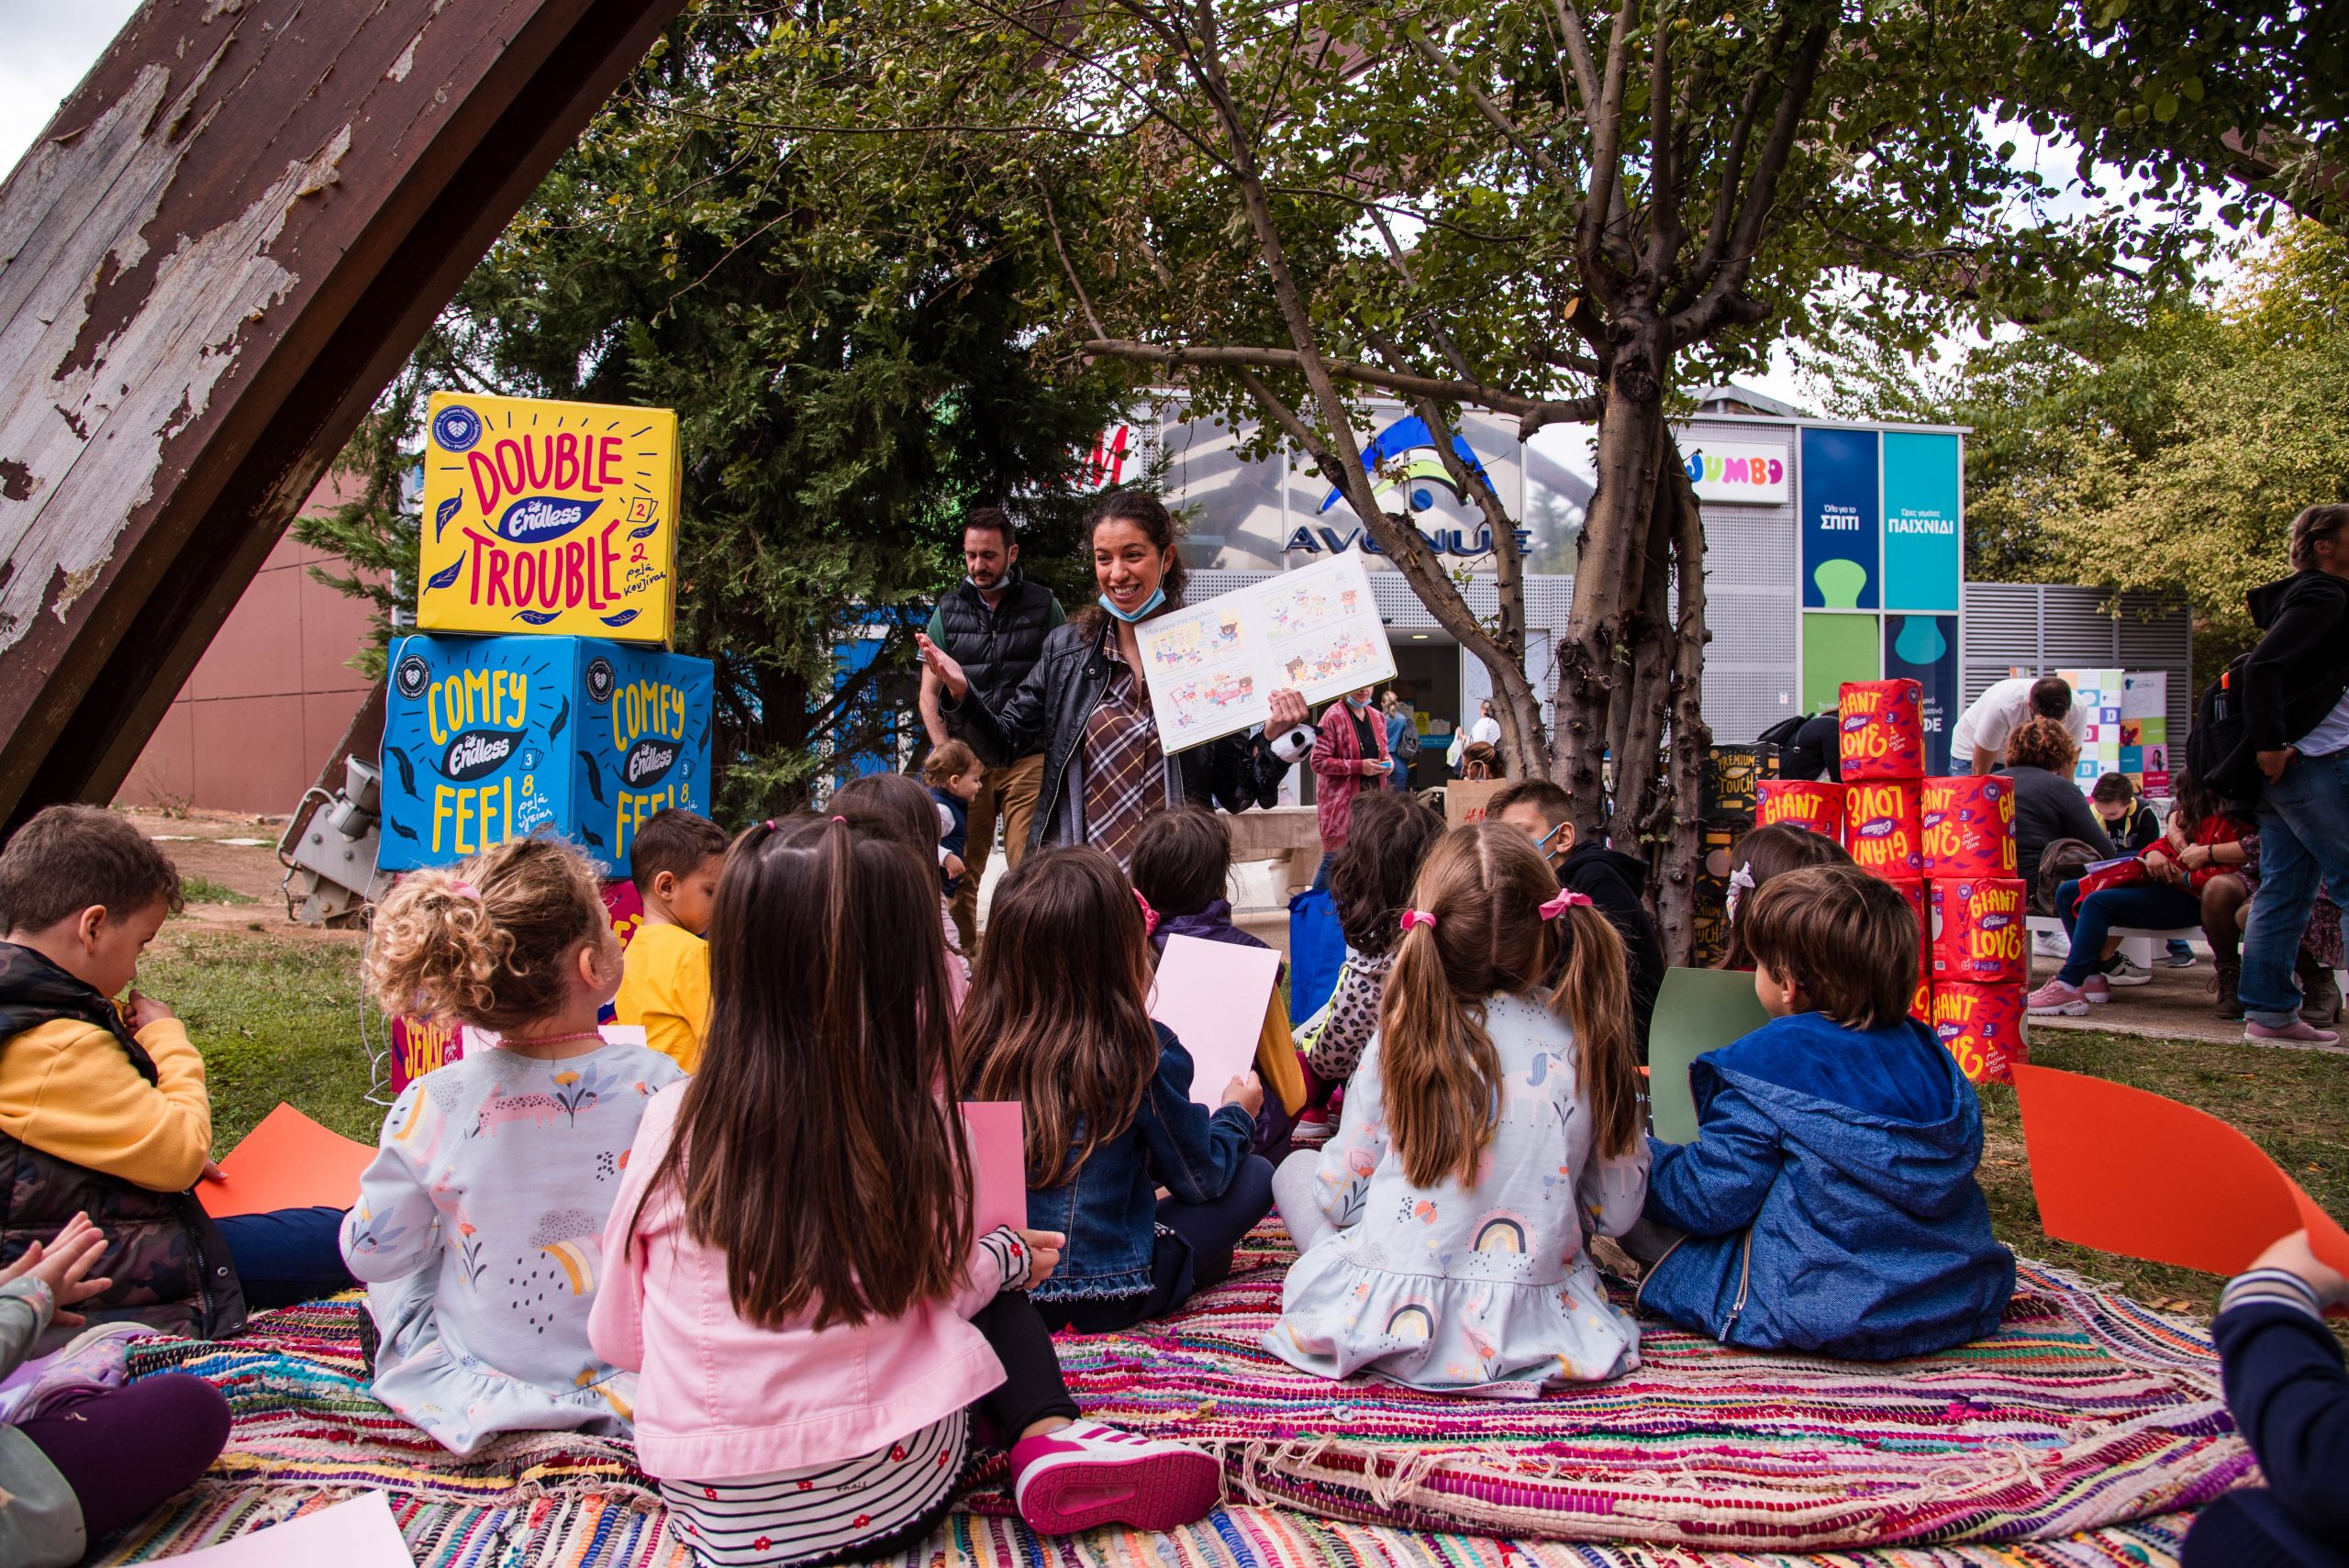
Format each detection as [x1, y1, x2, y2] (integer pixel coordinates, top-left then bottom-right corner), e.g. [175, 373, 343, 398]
[415, 392, 681, 643]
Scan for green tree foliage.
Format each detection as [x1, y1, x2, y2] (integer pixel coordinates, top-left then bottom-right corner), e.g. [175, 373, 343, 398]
[1815, 221, 2349, 670]
[299, 6, 1128, 818]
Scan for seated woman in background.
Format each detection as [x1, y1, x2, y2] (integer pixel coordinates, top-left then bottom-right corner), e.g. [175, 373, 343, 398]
[2029, 768, 2244, 1018]
[1994, 717, 2112, 908]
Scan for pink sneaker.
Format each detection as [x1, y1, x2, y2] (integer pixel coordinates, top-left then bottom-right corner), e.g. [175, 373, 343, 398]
[2078, 973, 2113, 1004]
[2247, 1018, 2342, 1046]
[2026, 978, 2091, 1017]
[1009, 1420, 1221, 1534]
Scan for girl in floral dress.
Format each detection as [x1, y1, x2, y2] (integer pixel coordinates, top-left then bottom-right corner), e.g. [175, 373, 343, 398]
[1270, 823, 1649, 1395]
[341, 838, 685, 1454]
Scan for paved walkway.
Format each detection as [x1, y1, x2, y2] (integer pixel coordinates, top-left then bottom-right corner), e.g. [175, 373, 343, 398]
[2027, 947, 2349, 1054]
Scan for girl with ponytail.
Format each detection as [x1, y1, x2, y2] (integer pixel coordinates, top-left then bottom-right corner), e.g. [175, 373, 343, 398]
[1267, 824, 1649, 1395]
[593, 818, 1219, 1565]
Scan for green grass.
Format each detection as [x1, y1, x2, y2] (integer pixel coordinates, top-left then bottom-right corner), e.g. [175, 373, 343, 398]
[1977, 1029, 2349, 1316]
[139, 927, 384, 1149]
[146, 932, 2349, 1322]
[178, 875, 257, 906]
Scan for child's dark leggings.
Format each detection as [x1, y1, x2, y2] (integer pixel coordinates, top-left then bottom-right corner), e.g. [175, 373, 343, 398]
[17, 1374, 231, 1540]
[969, 1292, 1081, 1438]
[1035, 1155, 1275, 1334]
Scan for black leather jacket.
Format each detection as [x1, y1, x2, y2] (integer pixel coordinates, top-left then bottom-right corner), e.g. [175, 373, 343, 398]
[945, 616, 1290, 852]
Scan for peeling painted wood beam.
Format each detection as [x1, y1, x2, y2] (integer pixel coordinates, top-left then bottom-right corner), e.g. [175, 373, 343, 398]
[0, 0, 685, 830]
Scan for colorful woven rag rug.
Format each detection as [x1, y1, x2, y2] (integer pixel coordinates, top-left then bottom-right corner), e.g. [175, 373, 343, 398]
[97, 1234, 2246, 1566]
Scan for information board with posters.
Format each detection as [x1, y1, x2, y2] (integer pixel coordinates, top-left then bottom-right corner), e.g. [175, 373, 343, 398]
[416, 392, 682, 643]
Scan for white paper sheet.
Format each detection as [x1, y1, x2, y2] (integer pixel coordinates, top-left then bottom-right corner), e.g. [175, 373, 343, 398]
[1135, 552, 1397, 751]
[158, 1492, 413, 1566]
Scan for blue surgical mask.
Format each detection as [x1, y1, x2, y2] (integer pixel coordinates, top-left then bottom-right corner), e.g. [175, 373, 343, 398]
[1346, 694, 1369, 711]
[1097, 587, 1166, 623]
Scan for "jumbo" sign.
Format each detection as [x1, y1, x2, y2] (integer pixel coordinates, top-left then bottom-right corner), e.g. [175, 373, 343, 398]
[416, 392, 682, 643]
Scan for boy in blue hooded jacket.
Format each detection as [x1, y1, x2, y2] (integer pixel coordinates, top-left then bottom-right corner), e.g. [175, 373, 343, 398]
[1634, 862, 2014, 1361]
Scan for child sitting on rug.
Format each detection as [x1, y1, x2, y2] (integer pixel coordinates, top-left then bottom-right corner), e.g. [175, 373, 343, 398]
[1297, 789, 1444, 1084]
[2181, 1228, 2349, 1568]
[962, 846, 1275, 1333]
[593, 817, 1218, 1565]
[0, 1212, 230, 1568]
[614, 807, 729, 1072]
[833, 771, 970, 1006]
[1634, 862, 2014, 1360]
[1130, 806, 1266, 958]
[1716, 822, 1853, 971]
[1130, 808, 1305, 1146]
[343, 837, 685, 1455]
[0, 804, 352, 1345]
[1268, 823, 1649, 1395]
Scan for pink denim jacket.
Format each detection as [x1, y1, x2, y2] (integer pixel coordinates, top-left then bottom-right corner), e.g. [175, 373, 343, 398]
[589, 1083, 1015, 1479]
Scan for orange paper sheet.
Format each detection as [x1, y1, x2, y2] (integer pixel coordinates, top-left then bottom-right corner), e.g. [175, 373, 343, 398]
[196, 1103, 375, 1218]
[2011, 1064, 2349, 1279]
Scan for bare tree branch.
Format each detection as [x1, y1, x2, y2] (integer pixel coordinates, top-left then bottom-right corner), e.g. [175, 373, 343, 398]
[1669, 21, 1831, 341]
[1082, 339, 1599, 434]
[1039, 184, 1108, 339]
[1580, 0, 1641, 286]
[1550, 0, 1604, 129]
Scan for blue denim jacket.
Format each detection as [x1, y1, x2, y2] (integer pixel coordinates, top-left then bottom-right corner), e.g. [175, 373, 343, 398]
[1026, 1023, 1256, 1302]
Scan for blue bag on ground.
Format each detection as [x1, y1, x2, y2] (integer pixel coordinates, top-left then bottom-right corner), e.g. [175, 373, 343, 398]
[1287, 888, 1344, 1025]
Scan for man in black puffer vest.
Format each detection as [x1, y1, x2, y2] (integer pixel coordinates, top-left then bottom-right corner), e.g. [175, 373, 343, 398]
[920, 506, 1066, 953]
[2236, 503, 2349, 1046]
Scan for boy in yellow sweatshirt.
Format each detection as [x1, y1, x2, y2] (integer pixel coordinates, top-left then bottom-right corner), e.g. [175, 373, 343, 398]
[0, 806, 350, 1343]
[613, 808, 728, 1072]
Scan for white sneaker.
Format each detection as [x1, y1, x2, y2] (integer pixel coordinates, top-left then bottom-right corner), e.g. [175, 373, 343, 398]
[2104, 954, 2154, 987]
[2034, 929, 2069, 959]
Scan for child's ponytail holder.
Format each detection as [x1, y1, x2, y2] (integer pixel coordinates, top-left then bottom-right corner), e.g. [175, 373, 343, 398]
[449, 880, 482, 901]
[1724, 863, 1757, 920]
[1134, 889, 1160, 937]
[1399, 909, 1437, 932]
[1538, 888, 1593, 920]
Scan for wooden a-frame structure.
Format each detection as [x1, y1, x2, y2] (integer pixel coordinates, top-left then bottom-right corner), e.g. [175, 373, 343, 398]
[0, 0, 684, 831]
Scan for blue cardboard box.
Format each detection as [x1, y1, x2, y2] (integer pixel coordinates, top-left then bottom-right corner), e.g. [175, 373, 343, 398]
[380, 633, 714, 873]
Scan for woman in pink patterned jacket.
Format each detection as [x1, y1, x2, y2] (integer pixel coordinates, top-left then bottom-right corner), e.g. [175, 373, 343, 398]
[1309, 685, 1392, 888]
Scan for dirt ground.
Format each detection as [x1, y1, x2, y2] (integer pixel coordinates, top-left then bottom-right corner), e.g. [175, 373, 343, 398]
[127, 806, 364, 944]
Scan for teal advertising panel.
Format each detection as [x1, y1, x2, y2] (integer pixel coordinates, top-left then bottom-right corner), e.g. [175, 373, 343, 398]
[1800, 428, 1878, 609]
[1802, 613, 1880, 714]
[1886, 614, 1960, 775]
[1882, 431, 1961, 612]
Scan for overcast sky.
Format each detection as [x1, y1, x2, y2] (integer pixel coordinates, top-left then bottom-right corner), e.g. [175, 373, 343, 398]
[0, 0, 142, 172]
[0, 2, 2232, 418]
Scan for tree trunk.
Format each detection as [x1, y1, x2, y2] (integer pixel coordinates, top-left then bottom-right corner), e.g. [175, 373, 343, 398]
[1611, 438, 1681, 840]
[1650, 448, 1713, 966]
[1552, 321, 1669, 839]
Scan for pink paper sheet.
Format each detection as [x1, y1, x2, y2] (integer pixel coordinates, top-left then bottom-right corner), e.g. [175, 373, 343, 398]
[1149, 932, 1281, 1106]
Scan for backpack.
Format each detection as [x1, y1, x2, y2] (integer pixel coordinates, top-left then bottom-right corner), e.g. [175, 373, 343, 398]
[2034, 838, 2105, 915]
[1392, 716, 1422, 761]
[2187, 654, 2262, 808]
[1756, 712, 1811, 751]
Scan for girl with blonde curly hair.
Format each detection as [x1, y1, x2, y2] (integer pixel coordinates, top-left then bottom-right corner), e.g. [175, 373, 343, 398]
[341, 835, 686, 1454]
